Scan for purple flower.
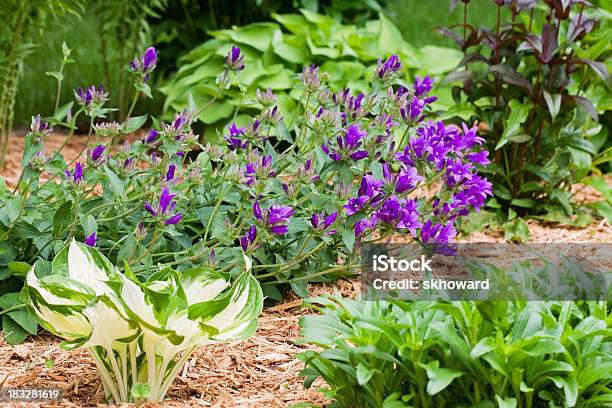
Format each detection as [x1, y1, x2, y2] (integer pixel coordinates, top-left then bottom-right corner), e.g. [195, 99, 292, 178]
[344, 196, 369, 216]
[244, 155, 274, 186]
[84, 232, 97, 247]
[145, 129, 159, 144]
[373, 196, 421, 234]
[225, 46, 245, 71]
[130, 46, 158, 75]
[413, 75, 434, 97]
[311, 211, 338, 235]
[225, 122, 248, 150]
[322, 124, 368, 162]
[253, 202, 294, 235]
[89, 144, 106, 165]
[466, 150, 490, 166]
[382, 163, 424, 194]
[30, 114, 53, 139]
[144, 187, 182, 226]
[64, 162, 84, 185]
[75, 85, 109, 106]
[420, 220, 457, 244]
[301, 64, 320, 92]
[375, 55, 403, 82]
[164, 214, 183, 225]
[256, 88, 276, 107]
[239, 225, 257, 251]
[166, 164, 176, 182]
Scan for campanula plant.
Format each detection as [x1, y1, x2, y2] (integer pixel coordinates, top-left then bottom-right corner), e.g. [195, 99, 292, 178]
[0, 44, 492, 344]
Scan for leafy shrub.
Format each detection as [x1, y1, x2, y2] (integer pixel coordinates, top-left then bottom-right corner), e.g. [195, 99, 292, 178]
[24, 239, 262, 402]
[151, 0, 386, 74]
[441, 0, 611, 223]
[1, 46, 490, 343]
[299, 297, 611, 407]
[159, 9, 462, 132]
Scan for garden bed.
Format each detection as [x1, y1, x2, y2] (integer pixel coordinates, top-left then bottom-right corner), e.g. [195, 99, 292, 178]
[1, 221, 608, 408]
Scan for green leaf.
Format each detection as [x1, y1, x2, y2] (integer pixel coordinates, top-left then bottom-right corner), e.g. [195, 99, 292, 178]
[510, 198, 535, 208]
[2, 314, 29, 345]
[104, 166, 127, 200]
[495, 396, 517, 408]
[341, 228, 355, 253]
[356, 362, 375, 385]
[131, 382, 151, 399]
[124, 114, 148, 133]
[8, 261, 31, 277]
[496, 101, 529, 150]
[7, 309, 37, 335]
[53, 201, 73, 237]
[417, 360, 463, 395]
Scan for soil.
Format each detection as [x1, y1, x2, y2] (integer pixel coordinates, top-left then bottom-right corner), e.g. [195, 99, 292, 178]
[0, 132, 610, 407]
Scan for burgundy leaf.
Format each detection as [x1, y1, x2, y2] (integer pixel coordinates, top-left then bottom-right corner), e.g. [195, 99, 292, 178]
[567, 95, 598, 120]
[541, 23, 558, 64]
[576, 59, 611, 87]
[489, 65, 533, 94]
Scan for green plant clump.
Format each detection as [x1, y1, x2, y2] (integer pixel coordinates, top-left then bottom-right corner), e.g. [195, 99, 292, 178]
[299, 297, 611, 407]
[441, 0, 611, 229]
[159, 8, 463, 135]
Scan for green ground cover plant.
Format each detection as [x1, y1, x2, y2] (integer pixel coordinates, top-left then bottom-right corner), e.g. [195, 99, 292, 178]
[298, 297, 611, 407]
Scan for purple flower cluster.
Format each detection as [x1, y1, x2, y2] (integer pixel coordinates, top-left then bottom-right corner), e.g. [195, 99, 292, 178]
[88, 145, 107, 166]
[375, 55, 403, 82]
[310, 211, 338, 236]
[225, 46, 245, 71]
[301, 64, 321, 92]
[322, 124, 368, 161]
[129, 46, 157, 79]
[74, 85, 109, 106]
[253, 202, 294, 235]
[245, 154, 274, 186]
[240, 225, 257, 251]
[225, 123, 248, 150]
[30, 114, 53, 140]
[64, 162, 84, 186]
[144, 188, 183, 225]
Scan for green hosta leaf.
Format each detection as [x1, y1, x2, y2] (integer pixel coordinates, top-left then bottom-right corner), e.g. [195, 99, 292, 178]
[131, 382, 151, 399]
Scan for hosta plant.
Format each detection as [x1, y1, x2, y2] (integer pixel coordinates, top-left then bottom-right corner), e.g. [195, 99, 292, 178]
[1, 44, 490, 342]
[24, 239, 262, 403]
[298, 297, 611, 408]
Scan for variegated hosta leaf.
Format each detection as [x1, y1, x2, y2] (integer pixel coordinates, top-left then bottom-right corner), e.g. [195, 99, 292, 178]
[24, 239, 263, 403]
